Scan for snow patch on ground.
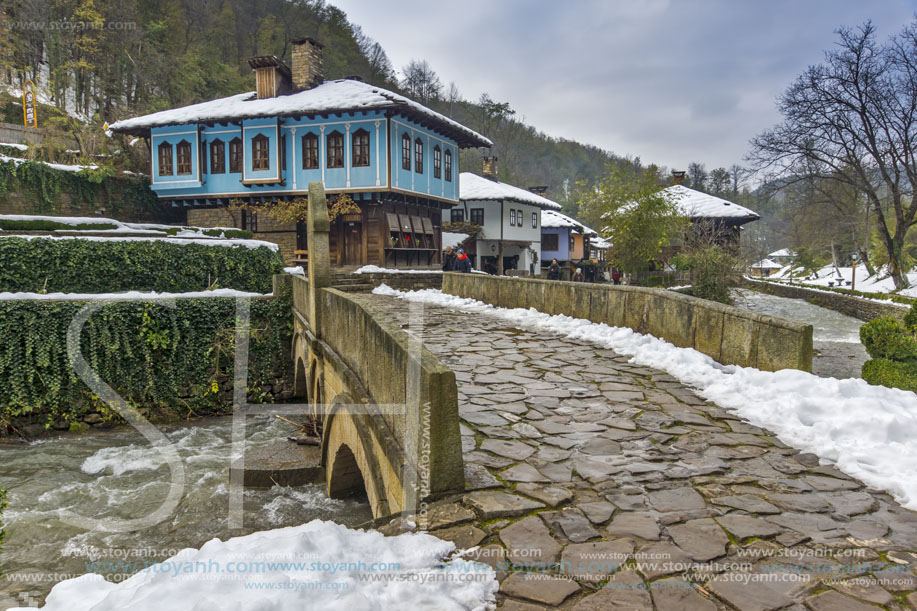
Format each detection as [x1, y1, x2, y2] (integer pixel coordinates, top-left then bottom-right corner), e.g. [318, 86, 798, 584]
[373, 284, 917, 511]
[769, 263, 917, 297]
[353, 265, 442, 275]
[10, 520, 497, 611]
[0, 154, 98, 173]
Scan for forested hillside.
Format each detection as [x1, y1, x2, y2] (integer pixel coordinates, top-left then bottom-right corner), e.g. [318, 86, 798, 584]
[0, 0, 627, 203]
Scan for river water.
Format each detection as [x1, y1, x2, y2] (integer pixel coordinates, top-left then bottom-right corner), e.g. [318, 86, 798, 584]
[0, 416, 372, 606]
[732, 288, 868, 379]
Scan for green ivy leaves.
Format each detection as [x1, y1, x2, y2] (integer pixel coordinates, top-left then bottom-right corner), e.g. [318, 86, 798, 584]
[0, 297, 292, 429]
[0, 237, 283, 294]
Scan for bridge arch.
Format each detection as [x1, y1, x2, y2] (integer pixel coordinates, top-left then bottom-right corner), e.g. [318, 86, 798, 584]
[322, 392, 395, 517]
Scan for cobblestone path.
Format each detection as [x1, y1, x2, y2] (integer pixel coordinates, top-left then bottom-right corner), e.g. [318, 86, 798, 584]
[362, 293, 917, 610]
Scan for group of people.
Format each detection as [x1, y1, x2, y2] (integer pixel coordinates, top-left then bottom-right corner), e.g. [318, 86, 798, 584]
[545, 258, 621, 284]
[442, 246, 472, 273]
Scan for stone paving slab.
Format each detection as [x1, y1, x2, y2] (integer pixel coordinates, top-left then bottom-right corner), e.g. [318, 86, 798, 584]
[360, 294, 917, 610]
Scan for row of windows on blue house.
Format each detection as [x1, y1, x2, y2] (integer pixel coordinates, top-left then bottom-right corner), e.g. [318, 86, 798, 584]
[156, 130, 454, 179]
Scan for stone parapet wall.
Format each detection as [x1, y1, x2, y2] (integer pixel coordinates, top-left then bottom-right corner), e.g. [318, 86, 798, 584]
[443, 273, 814, 372]
[742, 278, 907, 322]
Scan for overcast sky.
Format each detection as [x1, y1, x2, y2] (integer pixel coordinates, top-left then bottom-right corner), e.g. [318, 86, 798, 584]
[331, 0, 916, 172]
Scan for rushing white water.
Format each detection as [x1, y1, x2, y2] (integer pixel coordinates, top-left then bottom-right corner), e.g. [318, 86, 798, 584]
[0, 416, 372, 606]
[732, 288, 863, 343]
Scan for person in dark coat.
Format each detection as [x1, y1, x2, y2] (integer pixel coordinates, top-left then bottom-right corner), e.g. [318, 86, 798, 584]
[546, 258, 561, 280]
[443, 246, 457, 271]
[455, 249, 472, 273]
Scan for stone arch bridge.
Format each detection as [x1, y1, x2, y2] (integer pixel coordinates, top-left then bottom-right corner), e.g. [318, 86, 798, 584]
[289, 183, 463, 519]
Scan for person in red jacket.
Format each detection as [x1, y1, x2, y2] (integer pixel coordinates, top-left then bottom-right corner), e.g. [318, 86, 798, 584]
[455, 249, 472, 273]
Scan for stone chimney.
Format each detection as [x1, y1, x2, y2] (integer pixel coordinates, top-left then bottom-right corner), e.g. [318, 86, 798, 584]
[671, 170, 686, 185]
[291, 38, 324, 90]
[482, 156, 498, 179]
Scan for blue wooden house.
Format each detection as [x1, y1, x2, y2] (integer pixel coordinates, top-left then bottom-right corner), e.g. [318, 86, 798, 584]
[110, 39, 491, 266]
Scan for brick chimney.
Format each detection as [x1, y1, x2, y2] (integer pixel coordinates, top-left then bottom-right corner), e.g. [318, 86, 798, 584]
[291, 38, 324, 90]
[482, 156, 498, 179]
[671, 170, 686, 185]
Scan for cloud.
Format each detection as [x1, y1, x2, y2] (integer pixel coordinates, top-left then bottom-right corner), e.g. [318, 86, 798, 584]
[332, 0, 917, 170]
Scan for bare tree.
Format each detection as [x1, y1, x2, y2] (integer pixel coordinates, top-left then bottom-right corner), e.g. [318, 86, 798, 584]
[400, 59, 442, 104]
[750, 20, 917, 289]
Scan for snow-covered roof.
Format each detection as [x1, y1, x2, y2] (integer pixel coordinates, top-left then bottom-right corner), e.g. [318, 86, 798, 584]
[769, 248, 796, 258]
[591, 236, 612, 249]
[662, 185, 759, 221]
[459, 173, 562, 210]
[751, 258, 782, 269]
[540, 209, 597, 235]
[110, 79, 491, 148]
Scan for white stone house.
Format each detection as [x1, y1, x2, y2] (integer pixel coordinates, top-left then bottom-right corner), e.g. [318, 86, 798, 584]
[456, 171, 562, 274]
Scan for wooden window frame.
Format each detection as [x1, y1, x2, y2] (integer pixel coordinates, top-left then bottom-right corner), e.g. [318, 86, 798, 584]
[176, 140, 192, 175]
[158, 142, 173, 176]
[229, 137, 243, 173]
[433, 145, 441, 179]
[251, 133, 270, 172]
[451, 208, 464, 222]
[532, 211, 538, 228]
[509, 209, 516, 226]
[401, 133, 411, 170]
[327, 131, 344, 169]
[352, 128, 370, 167]
[414, 138, 423, 174]
[444, 150, 453, 182]
[470, 208, 484, 225]
[210, 139, 225, 174]
[302, 133, 319, 169]
[543, 233, 559, 251]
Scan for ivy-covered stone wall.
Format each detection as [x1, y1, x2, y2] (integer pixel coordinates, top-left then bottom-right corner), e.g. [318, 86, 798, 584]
[0, 158, 177, 223]
[0, 295, 293, 437]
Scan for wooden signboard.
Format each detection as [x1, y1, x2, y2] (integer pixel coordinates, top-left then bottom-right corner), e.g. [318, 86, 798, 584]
[22, 80, 37, 128]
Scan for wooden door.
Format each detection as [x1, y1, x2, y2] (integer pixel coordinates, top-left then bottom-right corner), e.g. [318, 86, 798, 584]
[344, 221, 363, 265]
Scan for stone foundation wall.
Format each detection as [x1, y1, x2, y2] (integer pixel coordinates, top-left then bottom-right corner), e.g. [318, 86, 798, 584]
[443, 273, 814, 372]
[741, 278, 907, 322]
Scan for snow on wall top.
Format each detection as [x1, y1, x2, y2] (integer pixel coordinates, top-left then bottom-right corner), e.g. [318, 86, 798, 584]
[109, 79, 492, 148]
[769, 248, 797, 258]
[663, 184, 759, 220]
[540, 209, 597, 235]
[459, 172, 562, 210]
